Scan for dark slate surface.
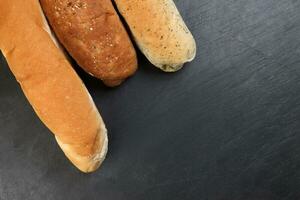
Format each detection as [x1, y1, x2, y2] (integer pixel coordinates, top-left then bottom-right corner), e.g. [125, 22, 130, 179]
[1, 0, 300, 199]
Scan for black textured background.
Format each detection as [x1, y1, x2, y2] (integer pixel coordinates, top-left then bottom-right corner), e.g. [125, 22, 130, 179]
[1, 0, 300, 199]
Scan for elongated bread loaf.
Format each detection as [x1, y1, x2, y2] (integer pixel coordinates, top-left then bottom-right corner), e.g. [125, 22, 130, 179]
[40, 0, 138, 87]
[114, 0, 197, 72]
[0, 0, 108, 173]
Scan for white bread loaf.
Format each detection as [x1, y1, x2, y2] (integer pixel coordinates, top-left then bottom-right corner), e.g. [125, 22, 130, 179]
[0, 0, 108, 173]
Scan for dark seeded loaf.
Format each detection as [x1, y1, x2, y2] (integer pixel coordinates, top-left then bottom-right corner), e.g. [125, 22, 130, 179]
[40, 0, 138, 86]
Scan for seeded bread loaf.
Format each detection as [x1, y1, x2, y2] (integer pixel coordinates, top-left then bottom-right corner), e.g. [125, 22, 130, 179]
[114, 0, 196, 72]
[40, 0, 138, 86]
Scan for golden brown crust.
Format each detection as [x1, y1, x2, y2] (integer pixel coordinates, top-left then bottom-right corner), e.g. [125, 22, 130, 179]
[40, 0, 138, 86]
[0, 0, 107, 172]
[114, 0, 196, 72]
[55, 119, 108, 173]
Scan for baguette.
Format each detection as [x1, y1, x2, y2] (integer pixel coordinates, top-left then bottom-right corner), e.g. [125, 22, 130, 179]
[114, 0, 197, 72]
[0, 0, 108, 173]
[40, 0, 138, 87]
